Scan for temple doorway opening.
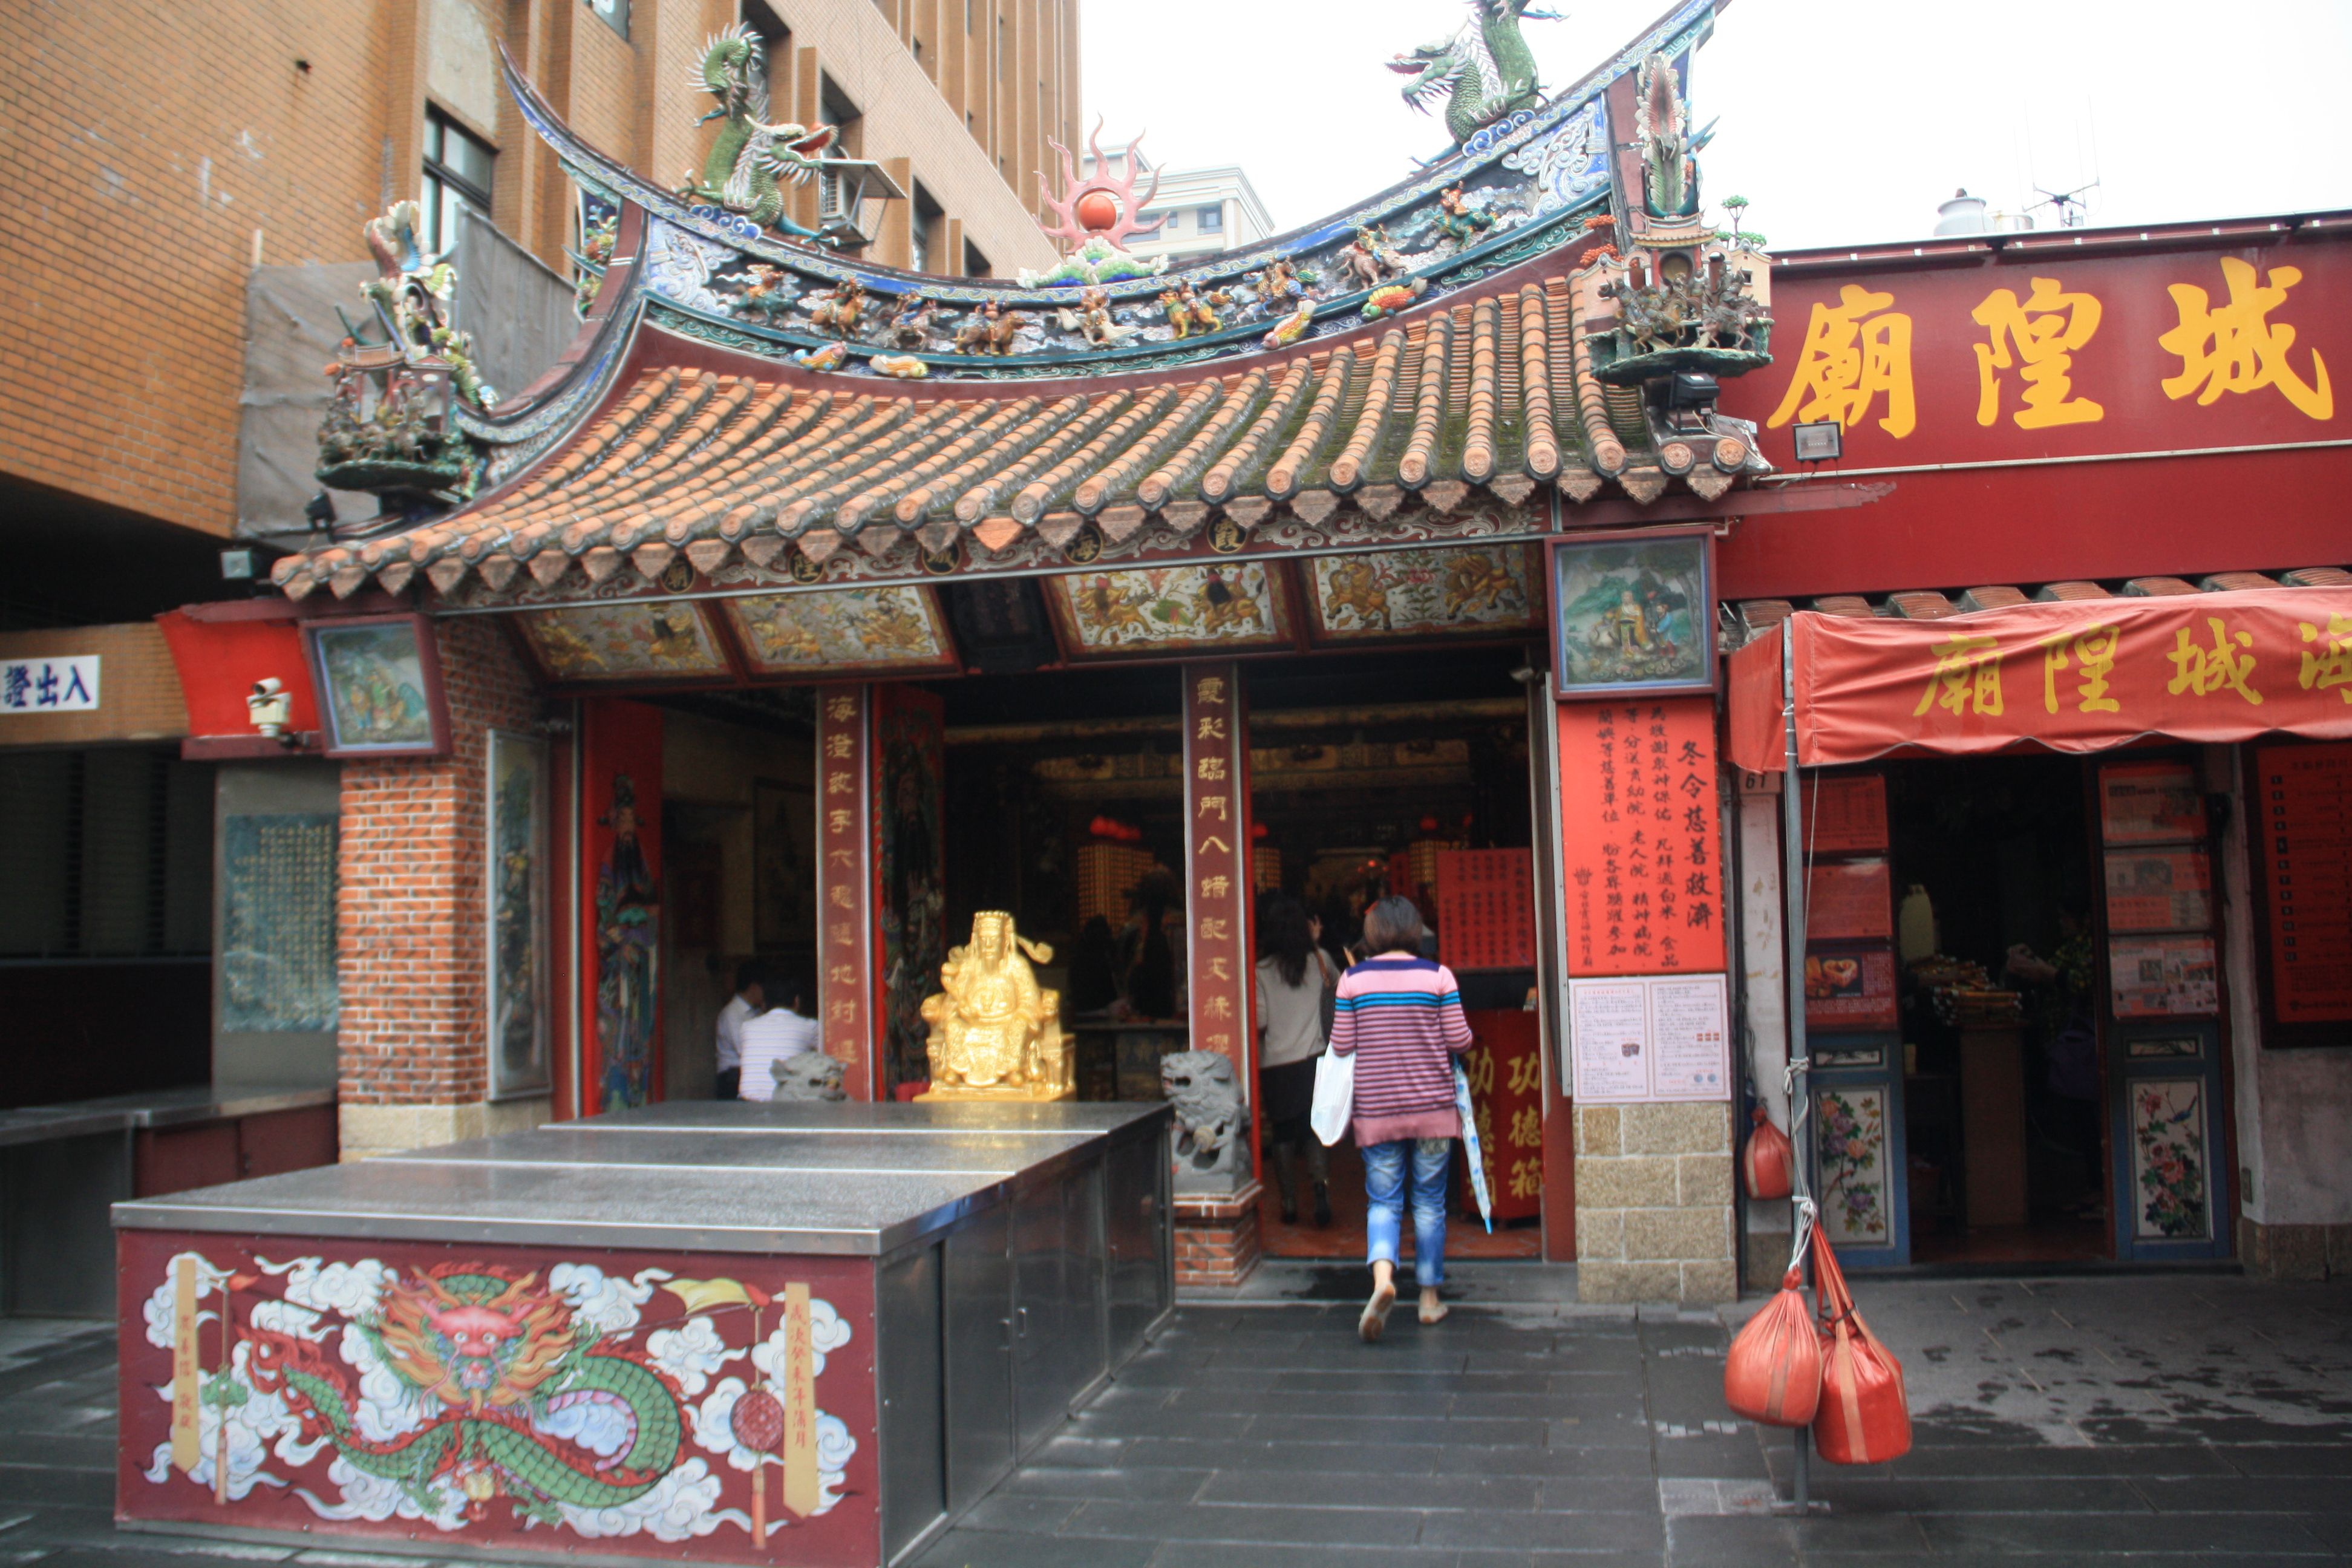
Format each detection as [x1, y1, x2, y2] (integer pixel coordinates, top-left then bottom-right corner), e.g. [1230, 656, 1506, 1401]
[937, 643, 1552, 1263]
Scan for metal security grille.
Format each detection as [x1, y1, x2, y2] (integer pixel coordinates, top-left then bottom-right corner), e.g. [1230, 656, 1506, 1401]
[0, 750, 211, 959]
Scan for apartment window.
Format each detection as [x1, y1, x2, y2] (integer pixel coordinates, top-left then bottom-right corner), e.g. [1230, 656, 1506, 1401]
[1197, 204, 1224, 236]
[422, 108, 495, 254]
[816, 76, 864, 223]
[910, 184, 944, 273]
[964, 238, 991, 278]
[742, 2, 791, 113]
[585, 0, 630, 41]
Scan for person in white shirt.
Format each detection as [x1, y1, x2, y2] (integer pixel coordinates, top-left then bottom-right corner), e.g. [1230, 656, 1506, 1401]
[713, 961, 762, 1100]
[1255, 895, 1337, 1227]
[737, 970, 821, 1102]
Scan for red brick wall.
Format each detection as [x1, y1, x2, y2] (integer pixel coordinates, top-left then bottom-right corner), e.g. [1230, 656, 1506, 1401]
[0, 1, 393, 535]
[337, 617, 538, 1106]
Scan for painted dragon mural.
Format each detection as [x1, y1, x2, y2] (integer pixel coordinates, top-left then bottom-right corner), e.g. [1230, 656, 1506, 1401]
[134, 1246, 863, 1555]
[680, 23, 838, 239]
[1390, 0, 1560, 146]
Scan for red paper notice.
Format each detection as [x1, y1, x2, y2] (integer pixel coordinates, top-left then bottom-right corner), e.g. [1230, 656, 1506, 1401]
[2256, 742, 2352, 1023]
[1436, 849, 1537, 972]
[1558, 697, 1724, 976]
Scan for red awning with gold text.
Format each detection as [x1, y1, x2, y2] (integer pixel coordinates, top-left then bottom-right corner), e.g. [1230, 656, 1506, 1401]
[1726, 587, 2352, 773]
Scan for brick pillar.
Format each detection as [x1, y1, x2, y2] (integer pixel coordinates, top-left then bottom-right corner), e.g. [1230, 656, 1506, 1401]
[1556, 694, 1737, 1305]
[336, 618, 547, 1158]
[1172, 1183, 1264, 1289]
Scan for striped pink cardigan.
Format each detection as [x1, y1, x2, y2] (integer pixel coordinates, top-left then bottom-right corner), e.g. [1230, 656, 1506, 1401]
[1328, 955, 1475, 1146]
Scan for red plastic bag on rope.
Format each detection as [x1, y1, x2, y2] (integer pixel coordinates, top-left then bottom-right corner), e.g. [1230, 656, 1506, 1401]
[1723, 1266, 1823, 1427]
[1742, 1107, 1793, 1200]
[1810, 1226, 1912, 1465]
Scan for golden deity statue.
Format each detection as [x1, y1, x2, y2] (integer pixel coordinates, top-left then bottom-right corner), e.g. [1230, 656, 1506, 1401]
[916, 911, 1073, 1101]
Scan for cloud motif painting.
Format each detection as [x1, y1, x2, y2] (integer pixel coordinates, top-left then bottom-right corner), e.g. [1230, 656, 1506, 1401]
[124, 1240, 874, 1564]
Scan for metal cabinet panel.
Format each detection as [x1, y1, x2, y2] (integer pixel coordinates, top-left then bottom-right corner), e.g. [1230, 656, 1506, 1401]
[1007, 1158, 1111, 1457]
[877, 1244, 945, 1564]
[1104, 1126, 1171, 1359]
[941, 1203, 1014, 1512]
[1010, 1179, 1068, 1454]
[6, 1132, 129, 1318]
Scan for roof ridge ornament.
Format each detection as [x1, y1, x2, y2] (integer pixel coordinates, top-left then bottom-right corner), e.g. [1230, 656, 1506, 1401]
[1037, 120, 1165, 256]
[315, 200, 494, 516]
[1390, 0, 1560, 149]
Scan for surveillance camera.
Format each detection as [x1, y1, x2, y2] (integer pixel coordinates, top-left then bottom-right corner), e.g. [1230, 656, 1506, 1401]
[247, 678, 293, 738]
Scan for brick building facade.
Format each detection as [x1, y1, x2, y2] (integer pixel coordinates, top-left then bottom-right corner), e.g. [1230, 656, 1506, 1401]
[0, 0, 1069, 557]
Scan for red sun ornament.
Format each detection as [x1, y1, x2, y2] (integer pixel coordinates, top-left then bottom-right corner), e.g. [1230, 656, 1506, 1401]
[731, 1387, 786, 1454]
[1076, 191, 1120, 233]
[1037, 117, 1165, 255]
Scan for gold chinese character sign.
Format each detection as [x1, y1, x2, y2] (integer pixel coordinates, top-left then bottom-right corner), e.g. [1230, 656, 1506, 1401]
[915, 912, 1073, 1101]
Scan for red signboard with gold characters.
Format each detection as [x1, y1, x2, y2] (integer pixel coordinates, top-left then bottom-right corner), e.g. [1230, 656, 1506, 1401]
[1727, 589, 2352, 773]
[1557, 697, 1725, 976]
[1722, 241, 2349, 469]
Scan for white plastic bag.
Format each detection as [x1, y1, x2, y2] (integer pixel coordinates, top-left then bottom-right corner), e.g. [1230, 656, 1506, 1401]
[1310, 1046, 1354, 1146]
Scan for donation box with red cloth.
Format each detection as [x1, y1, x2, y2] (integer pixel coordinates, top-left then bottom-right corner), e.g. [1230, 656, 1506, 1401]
[1461, 1011, 1543, 1222]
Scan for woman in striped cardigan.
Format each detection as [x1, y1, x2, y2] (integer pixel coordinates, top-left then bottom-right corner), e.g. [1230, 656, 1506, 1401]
[1328, 896, 1475, 1341]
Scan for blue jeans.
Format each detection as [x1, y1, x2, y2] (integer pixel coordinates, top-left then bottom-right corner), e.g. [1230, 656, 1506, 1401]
[1363, 1138, 1451, 1288]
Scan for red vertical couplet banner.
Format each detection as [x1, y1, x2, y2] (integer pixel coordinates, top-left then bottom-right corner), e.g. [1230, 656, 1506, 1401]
[872, 687, 946, 1097]
[816, 686, 877, 1098]
[1183, 664, 1252, 1079]
[580, 697, 663, 1114]
[1557, 696, 1725, 976]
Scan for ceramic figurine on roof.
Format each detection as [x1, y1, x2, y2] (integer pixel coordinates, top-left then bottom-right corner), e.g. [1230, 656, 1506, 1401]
[570, 206, 616, 317]
[1391, 0, 1560, 148]
[1636, 51, 1714, 223]
[315, 200, 490, 503]
[1567, 46, 1771, 498]
[1021, 123, 1173, 289]
[275, 0, 1781, 603]
[679, 24, 838, 239]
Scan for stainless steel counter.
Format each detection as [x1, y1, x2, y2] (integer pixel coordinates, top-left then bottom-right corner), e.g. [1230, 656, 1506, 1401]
[117, 1100, 1166, 1259]
[0, 1083, 333, 1148]
[113, 1098, 1174, 1567]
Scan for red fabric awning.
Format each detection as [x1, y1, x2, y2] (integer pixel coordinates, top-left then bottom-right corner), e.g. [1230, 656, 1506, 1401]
[1725, 587, 2352, 774]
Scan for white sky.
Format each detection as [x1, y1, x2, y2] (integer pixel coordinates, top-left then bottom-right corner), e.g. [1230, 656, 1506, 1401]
[1080, 0, 2352, 250]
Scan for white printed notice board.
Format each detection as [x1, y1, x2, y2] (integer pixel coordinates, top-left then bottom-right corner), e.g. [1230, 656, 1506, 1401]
[1566, 972, 1731, 1103]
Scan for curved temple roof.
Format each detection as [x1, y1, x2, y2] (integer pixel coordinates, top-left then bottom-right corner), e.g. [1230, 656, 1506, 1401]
[278, 0, 1762, 608]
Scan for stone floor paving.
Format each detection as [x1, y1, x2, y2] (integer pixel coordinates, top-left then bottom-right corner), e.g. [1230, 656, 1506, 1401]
[0, 1269, 2344, 1565]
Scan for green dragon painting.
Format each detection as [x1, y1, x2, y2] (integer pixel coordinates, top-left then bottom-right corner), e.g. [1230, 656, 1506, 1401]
[1390, 0, 1559, 147]
[680, 23, 835, 237]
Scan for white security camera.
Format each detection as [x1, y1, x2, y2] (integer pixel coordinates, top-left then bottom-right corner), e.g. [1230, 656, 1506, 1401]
[248, 678, 292, 737]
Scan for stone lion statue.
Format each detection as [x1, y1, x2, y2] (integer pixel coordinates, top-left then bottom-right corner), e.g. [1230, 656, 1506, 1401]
[1161, 1049, 1249, 1187]
[770, 1051, 847, 1102]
